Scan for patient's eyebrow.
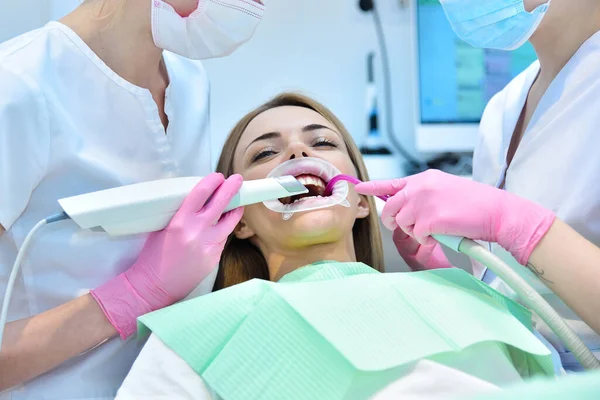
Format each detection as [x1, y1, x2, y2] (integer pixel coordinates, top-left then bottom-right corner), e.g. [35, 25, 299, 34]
[302, 124, 335, 133]
[246, 132, 281, 150]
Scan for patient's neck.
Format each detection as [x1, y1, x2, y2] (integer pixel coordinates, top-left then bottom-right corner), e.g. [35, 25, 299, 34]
[264, 236, 357, 281]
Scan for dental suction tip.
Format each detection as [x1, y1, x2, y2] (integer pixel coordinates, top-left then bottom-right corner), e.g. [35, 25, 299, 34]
[324, 174, 362, 196]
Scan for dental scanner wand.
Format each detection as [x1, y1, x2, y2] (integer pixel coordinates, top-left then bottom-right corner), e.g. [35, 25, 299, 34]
[58, 175, 308, 236]
[0, 176, 308, 351]
[326, 175, 600, 370]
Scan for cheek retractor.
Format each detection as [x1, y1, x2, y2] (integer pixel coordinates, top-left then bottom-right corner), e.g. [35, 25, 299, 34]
[262, 158, 351, 220]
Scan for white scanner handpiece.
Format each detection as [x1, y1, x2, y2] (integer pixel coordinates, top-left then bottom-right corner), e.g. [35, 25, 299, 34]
[58, 176, 307, 236]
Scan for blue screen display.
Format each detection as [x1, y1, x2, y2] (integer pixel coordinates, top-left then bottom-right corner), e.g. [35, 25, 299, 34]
[417, 0, 538, 124]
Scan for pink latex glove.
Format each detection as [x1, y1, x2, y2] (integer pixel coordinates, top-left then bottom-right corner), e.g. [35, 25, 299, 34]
[91, 173, 244, 339]
[355, 170, 555, 266]
[392, 228, 453, 271]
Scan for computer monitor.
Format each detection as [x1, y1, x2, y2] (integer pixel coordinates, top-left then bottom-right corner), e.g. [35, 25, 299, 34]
[411, 0, 538, 152]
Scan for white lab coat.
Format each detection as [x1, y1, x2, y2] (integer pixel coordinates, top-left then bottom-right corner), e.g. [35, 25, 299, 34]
[473, 30, 600, 370]
[0, 21, 211, 399]
[116, 334, 523, 400]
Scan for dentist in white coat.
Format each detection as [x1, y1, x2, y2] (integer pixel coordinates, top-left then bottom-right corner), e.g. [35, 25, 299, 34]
[459, 0, 600, 371]
[358, 0, 600, 372]
[0, 0, 265, 398]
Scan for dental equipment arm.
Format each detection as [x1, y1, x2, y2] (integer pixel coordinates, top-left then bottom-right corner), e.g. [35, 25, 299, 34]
[337, 172, 600, 370]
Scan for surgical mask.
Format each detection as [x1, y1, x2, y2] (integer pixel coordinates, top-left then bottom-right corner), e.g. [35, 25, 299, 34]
[151, 0, 266, 60]
[263, 158, 350, 220]
[439, 0, 551, 50]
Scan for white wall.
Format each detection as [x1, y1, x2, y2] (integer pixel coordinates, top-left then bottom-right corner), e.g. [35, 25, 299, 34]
[203, 0, 417, 167]
[49, 0, 81, 20]
[0, 0, 79, 42]
[0, 0, 49, 42]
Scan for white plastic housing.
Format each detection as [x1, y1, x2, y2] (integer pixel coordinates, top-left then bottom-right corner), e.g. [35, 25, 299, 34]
[58, 176, 307, 236]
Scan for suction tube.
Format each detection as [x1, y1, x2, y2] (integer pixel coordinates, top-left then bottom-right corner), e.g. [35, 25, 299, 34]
[434, 234, 600, 370]
[0, 213, 70, 351]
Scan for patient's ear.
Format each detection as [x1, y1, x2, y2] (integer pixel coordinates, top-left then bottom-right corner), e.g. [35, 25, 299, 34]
[234, 218, 255, 240]
[355, 195, 370, 219]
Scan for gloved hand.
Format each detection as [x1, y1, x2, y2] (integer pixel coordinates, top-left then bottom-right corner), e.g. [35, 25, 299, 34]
[355, 169, 555, 266]
[392, 228, 453, 271]
[91, 173, 244, 339]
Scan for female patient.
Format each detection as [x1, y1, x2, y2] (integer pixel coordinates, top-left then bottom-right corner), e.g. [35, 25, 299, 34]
[115, 94, 554, 400]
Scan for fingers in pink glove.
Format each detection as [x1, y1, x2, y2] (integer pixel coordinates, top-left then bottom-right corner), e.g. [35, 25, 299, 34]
[92, 173, 247, 340]
[423, 242, 454, 270]
[355, 179, 416, 233]
[355, 179, 407, 197]
[215, 207, 245, 238]
[379, 189, 435, 247]
[393, 229, 452, 271]
[200, 174, 243, 222]
[380, 190, 408, 231]
[179, 173, 225, 214]
[201, 175, 245, 239]
[412, 222, 445, 247]
[392, 228, 419, 255]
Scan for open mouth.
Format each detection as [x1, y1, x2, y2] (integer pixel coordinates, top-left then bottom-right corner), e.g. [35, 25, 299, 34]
[279, 174, 328, 205]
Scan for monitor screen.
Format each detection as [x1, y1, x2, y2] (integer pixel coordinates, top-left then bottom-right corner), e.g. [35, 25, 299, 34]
[416, 0, 538, 124]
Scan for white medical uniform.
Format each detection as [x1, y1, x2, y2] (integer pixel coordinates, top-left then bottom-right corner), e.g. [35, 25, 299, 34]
[473, 31, 600, 370]
[115, 334, 524, 400]
[0, 21, 211, 399]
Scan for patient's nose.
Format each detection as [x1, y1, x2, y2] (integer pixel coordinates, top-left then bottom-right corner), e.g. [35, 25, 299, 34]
[289, 151, 308, 160]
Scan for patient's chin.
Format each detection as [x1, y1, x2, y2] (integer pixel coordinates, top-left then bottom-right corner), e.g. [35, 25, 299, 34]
[280, 208, 350, 246]
[283, 228, 343, 248]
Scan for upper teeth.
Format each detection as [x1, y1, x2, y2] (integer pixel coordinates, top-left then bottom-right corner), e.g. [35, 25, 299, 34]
[296, 175, 326, 188]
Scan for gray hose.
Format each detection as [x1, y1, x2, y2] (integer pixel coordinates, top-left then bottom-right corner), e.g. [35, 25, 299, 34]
[458, 238, 600, 370]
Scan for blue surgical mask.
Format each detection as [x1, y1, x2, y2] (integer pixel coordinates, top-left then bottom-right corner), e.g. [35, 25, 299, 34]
[439, 0, 551, 50]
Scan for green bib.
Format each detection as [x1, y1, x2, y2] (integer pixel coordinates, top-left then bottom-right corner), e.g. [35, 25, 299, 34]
[138, 262, 554, 400]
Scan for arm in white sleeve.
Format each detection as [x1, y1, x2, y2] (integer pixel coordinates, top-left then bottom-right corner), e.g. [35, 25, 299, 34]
[0, 66, 118, 390]
[116, 334, 218, 400]
[0, 65, 50, 230]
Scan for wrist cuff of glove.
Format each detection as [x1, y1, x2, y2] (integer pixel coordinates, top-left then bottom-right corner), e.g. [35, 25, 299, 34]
[516, 212, 556, 266]
[91, 273, 155, 340]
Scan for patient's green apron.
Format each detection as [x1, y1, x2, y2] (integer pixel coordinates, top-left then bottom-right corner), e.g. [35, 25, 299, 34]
[138, 261, 554, 400]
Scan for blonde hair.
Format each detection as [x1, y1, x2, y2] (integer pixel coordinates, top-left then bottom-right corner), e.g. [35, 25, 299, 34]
[213, 93, 385, 290]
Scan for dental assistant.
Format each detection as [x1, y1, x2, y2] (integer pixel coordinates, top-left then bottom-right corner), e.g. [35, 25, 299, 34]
[0, 0, 264, 397]
[358, 0, 600, 371]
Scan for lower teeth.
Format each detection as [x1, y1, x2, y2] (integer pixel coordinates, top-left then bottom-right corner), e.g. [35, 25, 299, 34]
[293, 195, 322, 204]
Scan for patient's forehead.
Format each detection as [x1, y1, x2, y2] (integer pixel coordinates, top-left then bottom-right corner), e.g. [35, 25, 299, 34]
[238, 106, 339, 149]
